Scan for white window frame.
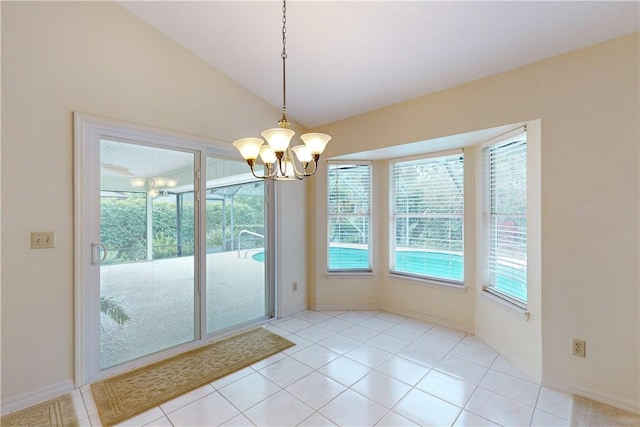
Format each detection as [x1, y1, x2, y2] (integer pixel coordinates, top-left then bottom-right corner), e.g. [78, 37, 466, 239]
[481, 127, 528, 308]
[326, 161, 372, 272]
[389, 149, 464, 285]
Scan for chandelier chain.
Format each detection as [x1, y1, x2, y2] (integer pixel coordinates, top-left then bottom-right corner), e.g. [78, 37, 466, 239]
[280, 1, 288, 123]
[232, 0, 330, 181]
[282, 1, 287, 59]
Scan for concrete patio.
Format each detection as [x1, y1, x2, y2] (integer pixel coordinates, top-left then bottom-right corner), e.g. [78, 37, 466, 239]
[100, 250, 266, 368]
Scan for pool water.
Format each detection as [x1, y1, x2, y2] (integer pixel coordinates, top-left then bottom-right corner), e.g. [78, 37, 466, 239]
[251, 251, 266, 262]
[393, 250, 464, 282]
[252, 246, 526, 301]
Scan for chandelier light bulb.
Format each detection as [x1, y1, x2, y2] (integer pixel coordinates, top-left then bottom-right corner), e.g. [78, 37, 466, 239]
[131, 178, 146, 188]
[300, 133, 331, 155]
[291, 145, 312, 163]
[261, 128, 295, 153]
[233, 137, 264, 160]
[259, 145, 277, 164]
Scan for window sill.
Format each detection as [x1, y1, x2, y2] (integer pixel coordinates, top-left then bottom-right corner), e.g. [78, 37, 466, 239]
[325, 271, 375, 279]
[388, 273, 467, 293]
[480, 288, 530, 320]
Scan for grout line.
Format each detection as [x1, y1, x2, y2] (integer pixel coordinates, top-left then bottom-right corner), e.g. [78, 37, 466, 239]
[77, 310, 589, 427]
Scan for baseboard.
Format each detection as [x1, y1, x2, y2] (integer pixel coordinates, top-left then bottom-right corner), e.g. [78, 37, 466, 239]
[308, 302, 382, 312]
[1, 379, 75, 415]
[278, 303, 308, 318]
[475, 329, 541, 382]
[381, 304, 474, 334]
[307, 303, 473, 334]
[542, 375, 640, 415]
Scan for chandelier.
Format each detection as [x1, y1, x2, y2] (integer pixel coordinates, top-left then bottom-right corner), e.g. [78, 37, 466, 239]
[233, 1, 331, 181]
[130, 176, 177, 198]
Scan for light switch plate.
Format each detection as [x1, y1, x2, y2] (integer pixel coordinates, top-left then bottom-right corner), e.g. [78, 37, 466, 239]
[31, 232, 55, 249]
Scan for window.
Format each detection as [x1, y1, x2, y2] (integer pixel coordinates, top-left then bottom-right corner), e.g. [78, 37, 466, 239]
[390, 151, 464, 283]
[483, 129, 527, 306]
[327, 162, 372, 271]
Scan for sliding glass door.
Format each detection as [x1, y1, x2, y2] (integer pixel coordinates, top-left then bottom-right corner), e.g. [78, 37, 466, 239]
[204, 156, 270, 333]
[75, 114, 274, 383]
[99, 139, 198, 369]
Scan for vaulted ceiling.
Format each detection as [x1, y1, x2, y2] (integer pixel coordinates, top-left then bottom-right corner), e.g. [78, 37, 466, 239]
[119, 1, 639, 128]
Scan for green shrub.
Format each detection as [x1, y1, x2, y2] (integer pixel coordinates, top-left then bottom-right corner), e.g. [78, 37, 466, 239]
[100, 195, 147, 264]
[152, 231, 178, 259]
[101, 191, 264, 263]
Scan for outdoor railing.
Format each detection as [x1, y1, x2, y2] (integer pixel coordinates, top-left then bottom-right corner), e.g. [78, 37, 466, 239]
[237, 229, 264, 258]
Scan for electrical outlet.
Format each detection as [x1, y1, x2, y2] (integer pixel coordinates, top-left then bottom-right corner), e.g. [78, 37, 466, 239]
[292, 281, 298, 292]
[572, 339, 586, 357]
[31, 232, 55, 249]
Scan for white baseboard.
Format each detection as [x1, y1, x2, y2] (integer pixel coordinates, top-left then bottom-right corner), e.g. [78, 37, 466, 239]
[381, 304, 474, 334]
[308, 302, 382, 312]
[542, 375, 640, 415]
[278, 303, 308, 318]
[1, 379, 75, 415]
[308, 303, 473, 335]
[475, 330, 542, 382]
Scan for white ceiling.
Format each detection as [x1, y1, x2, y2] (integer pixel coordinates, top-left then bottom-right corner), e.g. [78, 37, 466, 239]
[118, 1, 639, 129]
[101, 139, 195, 177]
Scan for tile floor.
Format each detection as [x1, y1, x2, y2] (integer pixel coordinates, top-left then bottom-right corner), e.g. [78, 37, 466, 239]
[72, 310, 639, 426]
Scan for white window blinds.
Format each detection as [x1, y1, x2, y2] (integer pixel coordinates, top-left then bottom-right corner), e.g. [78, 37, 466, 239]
[327, 162, 371, 271]
[483, 130, 527, 304]
[390, 151, 464, 283]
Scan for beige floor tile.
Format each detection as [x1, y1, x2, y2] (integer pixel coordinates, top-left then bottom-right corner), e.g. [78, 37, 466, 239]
[243, 390, 314, 427]
[375, 410, 419, 426]
[73, 310, 633, 427]
[166, 393, 239, 426]
[416, 370, 476, 407]
[394, 388, 462, 426]
[217, 372, 280, 412]
[285, 371, 346, 410]
[375, 355, 431, 386]
[319, 389, 388, 426]
[465, 388, 534, 426]
[352, 371, 412, 408]
[345, 344, 393, 368]
[318, 355, 372, 386]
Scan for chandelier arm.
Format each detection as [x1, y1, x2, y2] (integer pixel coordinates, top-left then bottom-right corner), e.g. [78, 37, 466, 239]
[248, 162, 277, 180]
[275, 151, 290, 177]
[289, 154, 319, 179]
[305, 159, 319, 176]
[266, 164, 279, 179]
[278, 158, 286, 176]
[302, 159, 319, 177]
[289, 152, 307, 179]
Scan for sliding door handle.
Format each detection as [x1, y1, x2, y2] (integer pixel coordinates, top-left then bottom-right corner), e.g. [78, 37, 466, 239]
[91, 243, 108, 265]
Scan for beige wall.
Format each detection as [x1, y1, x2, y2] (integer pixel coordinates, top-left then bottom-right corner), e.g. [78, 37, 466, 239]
[2, 0, 638, 414]
[310, 34, 639, 411]
[1, 1, 306, 405]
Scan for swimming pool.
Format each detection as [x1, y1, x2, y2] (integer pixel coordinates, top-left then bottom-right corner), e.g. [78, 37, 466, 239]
[252, 247, 526, 301]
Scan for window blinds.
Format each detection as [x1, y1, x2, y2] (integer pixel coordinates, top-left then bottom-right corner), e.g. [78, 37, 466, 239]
[327, 163, 371, 270]
[483, 131, 528, 304]
[390, 151, 464, 283]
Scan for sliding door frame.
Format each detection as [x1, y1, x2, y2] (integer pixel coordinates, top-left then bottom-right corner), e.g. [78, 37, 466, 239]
[74, 113, 275, 386]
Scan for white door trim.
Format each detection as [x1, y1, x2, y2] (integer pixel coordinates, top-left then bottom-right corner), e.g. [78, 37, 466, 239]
[73, 113, 248, 386]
